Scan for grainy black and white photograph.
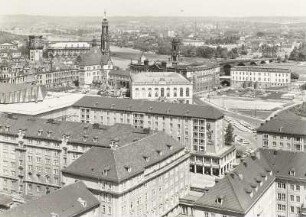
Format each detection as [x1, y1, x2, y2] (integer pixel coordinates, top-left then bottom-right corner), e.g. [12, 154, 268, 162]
[0, 0, 305, 216]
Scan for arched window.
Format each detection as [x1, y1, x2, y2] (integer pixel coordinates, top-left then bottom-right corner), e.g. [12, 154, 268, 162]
[148, 88, 152, 97]
[173, 88, 177, 97]
[166, 88, 170, 97]
[180, 88, 184, 97]
[186, 88, 190, 97]
[161, 88, 164, 97]
[155, 88, 158, 97]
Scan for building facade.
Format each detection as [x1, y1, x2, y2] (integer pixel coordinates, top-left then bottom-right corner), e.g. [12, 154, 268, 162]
[130, 72, 193, 104]
[257, 112, 306, 152]
[180, 149, 306, 217]
[0, 114, 152, 198]
[63, 132, 190, 217]
[231, 66, 291, 89]
[47, 41, 91, 58]
[68, 96, 236, 178]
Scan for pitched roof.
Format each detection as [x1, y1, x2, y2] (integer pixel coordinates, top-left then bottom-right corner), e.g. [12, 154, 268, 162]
[0, 182, 99, 217]
[0, 83, 35, 94]
[73, 96, 224, 120]
[257, 111, 306, 136]
[261, 149, 306, 181]
[194, 151, 274, 214]
[109, 69, 130, 77]
[77, 47, 109, 66]
[63, 132, 185, 183]
[0, 115, 151, 147]
[131, 72, 191, 85]
[193, 149, 306, 215]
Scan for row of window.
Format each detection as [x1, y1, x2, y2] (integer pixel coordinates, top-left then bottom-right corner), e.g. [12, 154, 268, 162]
[134, 87, 190, 98]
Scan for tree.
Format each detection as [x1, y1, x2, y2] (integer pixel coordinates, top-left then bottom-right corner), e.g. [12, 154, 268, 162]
[225, 123, 234, 146]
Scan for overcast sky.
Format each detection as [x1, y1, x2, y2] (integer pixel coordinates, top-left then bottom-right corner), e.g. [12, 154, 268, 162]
[0, 0, 306, 17]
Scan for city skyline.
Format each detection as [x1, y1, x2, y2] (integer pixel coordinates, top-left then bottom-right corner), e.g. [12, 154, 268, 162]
[0, 0, 306, 17]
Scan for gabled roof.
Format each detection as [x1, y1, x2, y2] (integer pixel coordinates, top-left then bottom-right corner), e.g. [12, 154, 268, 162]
[194, 151, 274, 214]
[0, 182, 99, 217]
[73, 96, 224, 120]
[193, 149, 306, 215]
[63, 132, 185, 183]
[0, 115, 151, 147]
[261, 149, 306, 181]
[257, 111, 306, 136]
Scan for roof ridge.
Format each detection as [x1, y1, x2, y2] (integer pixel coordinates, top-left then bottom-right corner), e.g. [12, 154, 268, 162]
[111, 149, 120, 182]
[118, 131, 159, 149]
[225, 174, 245, 212]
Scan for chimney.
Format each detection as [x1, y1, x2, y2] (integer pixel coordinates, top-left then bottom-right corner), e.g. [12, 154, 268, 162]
[279, 127, 283, 132]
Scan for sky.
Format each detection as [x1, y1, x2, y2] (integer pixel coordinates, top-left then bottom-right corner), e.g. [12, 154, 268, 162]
[0, 0, 306, 17]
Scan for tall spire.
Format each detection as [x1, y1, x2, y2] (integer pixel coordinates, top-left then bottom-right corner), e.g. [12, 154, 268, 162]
[101, 10, 110, 56]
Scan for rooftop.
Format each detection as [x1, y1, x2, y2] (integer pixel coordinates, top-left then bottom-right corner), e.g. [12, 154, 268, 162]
[193, 149, 306, 215]
[77, 47, 109, 66]
[0, 83, 38, 94]
[0, 92, 83, 116]
[0, 182, 99, 217]
[0, 114, 151, 147]
[73, 96, 224, 120]
[232, 66, 290, 73]
[63, 132, 186, 183]
[257, 111, 306, 136]
[131, 72, 191, 85]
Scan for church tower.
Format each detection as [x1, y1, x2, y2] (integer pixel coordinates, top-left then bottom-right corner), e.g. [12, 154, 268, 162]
[101, 10, 110, 56]
[171, 36, 181, 65]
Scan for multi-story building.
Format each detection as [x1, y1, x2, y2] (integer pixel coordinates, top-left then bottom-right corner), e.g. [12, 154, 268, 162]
[28, 35, 44, 63]
[257, 111, 306, 152]
[47, 41, 91, 58]
[231, 66, 291, 89]
[0, 114, 153, 198]
[130, 72, 193, 104]
[108, 69, 130, 89]
[0, 181, 100, 217]
[63, 131, 190, 217]
[68, 96, 236, 177]
[0, 43, 18, 50]
[77, 47, 113, 87]
[180, 149, 306, 217]
[35, 62, 79, 89]
[168, 63, 220, 93]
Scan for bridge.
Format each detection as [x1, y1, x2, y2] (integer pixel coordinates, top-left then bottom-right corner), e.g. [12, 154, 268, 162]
[218, 58, 278, 76]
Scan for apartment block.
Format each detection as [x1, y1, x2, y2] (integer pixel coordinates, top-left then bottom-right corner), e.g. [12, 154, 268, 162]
[257, 111, 306, 152]
[68, 96, 236, 177]
[231, 66, 291, 89]
[63, 132, 190, 217]
[0, 114, 152, 198]
[180, 149, 306, 217]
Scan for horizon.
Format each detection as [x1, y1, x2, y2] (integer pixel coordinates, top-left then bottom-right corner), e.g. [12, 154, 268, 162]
[1, 0, 306, 17]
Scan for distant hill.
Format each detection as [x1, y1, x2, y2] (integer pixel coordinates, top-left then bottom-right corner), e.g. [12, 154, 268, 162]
[0, 31, 27, 44]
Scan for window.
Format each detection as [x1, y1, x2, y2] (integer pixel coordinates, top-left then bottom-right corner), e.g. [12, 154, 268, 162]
[180, 88, 184, 97]
[278, 182, 286, 189]
[161, 88, 164, 97]
[186, 88, 190, 97]
[277, 204, 286, 211]
[277, 193, 286, 201]
[290, 206, 294, 213]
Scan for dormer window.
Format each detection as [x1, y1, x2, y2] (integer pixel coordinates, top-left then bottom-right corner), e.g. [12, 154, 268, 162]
[101, 166, 110, 176]
[77, 197, 87, 208]
[5, 126, 10, 132]
[38, 129, 43, 136]
[166, 144, 173, 150]
[215, 196, 224, 205]
[83, 135, 88, 142]
[124, 166, 132, 172]
[156, 150, 163, 156]
[289, 168, 295, 176]
[143, 156, 150, 162]
[93, 136, 98, 142]
[47, 131, 52, 137]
